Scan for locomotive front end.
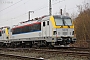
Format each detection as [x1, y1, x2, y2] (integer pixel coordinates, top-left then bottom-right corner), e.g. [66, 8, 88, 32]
[50, 15, 76, 46]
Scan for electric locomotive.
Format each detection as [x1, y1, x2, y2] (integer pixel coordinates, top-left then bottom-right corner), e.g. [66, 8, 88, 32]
[0, 15, 76, 48]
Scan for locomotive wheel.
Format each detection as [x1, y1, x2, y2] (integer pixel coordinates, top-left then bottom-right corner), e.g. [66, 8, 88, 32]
[48, 43, 54, 49]
[32, 43, 40, 48]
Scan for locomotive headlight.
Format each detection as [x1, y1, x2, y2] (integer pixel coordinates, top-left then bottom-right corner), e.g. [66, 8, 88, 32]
[53, 31, 57, 35]
[72, 31, 76, 38]
[72, 31, 74, 35]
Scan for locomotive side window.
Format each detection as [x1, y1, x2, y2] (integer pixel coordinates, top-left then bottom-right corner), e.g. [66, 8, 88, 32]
[3, 30, 5, 33]
[32, 23, 41, 31]
[0, 31, 1, 36]
[1, 30, 5, 34]
[22, 26, 29, 33]
[12, 28, 22, 34]
[38, 23, 41, 30]
[26, 26, 30, 32]
[43, 22, 45, 26]
[29, 26, 32, 31]
[47, 21, 49, 25]
[33, 24, 37, 31]
[1, 31, 3, 34]
[12, 22, 41, 34]
[12, 29, 15, 34]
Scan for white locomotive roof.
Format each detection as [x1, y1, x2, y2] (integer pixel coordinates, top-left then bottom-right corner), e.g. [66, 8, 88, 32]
[12, 15, 49, 28]
[12, 19, 41, 28]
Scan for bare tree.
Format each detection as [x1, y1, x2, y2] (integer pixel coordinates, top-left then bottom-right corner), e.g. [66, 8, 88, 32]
[71, 3, 90, 48]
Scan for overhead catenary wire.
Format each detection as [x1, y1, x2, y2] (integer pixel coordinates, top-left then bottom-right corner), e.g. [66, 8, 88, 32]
[0, 0, 67, 23]
[54, 6, 78, 15]
[0, 0, 69, 23]
[0, 0, 31, 17]
[2, 6, 77, 23]
[0, 0, 23, 13]
[0, 0, 67, 25]
[12, 0, 65, 18]
[0, 0, 32, 21]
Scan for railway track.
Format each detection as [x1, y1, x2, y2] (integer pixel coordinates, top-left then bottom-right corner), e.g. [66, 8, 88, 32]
[0, 47, 90, 60]
[0, 52, 45, 60]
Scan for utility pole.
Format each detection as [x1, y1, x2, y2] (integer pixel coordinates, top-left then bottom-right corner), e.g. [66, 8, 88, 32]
[29, 11, 34, 20]
[60, 9, 62, 15]
[49, 0, 52, 16]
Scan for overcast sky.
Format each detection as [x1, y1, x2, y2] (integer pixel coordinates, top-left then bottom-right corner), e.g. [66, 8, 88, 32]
[0, 0, 89, 27]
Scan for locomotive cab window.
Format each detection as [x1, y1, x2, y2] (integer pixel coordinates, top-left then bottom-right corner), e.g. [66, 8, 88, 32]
[64, 19, 72, 26]
[3, 30, 5, 33]
[54, 16, 72, 26]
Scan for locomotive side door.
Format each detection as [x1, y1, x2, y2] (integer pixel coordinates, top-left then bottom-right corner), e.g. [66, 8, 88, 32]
[42, 20, 50, 38]
[2, 28, 6, 40]
[46, 20, 50, 37]
[42, 21, 47, 37]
